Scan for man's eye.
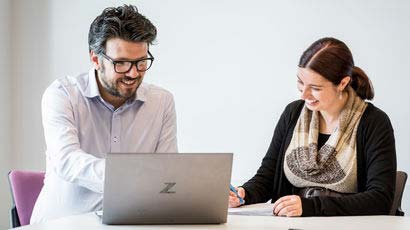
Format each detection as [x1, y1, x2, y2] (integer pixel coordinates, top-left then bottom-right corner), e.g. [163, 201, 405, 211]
[116, 62, 127, 66]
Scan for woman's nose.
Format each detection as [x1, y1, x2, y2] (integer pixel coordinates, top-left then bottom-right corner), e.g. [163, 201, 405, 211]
[300, 87, 309, 100]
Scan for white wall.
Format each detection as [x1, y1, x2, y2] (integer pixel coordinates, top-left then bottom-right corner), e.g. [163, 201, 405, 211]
[2, 0, 410, 227]
[11, 0, 50, 170]
[0, 0, 12, 228]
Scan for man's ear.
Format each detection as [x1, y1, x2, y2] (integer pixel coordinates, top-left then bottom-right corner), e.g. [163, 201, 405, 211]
[90, 50, 100, 70]
[339, 76, 351, 91]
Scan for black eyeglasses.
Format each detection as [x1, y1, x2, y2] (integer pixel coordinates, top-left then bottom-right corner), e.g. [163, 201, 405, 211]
[100, 51, 154, 73]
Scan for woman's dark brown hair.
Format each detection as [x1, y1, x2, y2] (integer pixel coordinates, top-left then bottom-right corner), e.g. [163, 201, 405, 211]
[298, 37, 374, 100]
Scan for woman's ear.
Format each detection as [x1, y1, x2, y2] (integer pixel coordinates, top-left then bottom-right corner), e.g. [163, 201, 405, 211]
[339, 76, 351, 91]
[90, 50, 100, 70]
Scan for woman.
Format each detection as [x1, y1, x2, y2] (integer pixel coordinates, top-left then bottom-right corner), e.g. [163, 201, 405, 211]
[229, 37, 396, 217]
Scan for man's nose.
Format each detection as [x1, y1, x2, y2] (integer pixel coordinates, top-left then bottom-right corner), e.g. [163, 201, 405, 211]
[126, 64, 140, 78]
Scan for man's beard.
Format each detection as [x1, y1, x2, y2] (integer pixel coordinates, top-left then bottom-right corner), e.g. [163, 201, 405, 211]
[99, 63, 139, 99]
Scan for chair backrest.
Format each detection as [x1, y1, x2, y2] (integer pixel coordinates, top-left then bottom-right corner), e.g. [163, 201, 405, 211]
[390, 171, 407, 216]
[8, 170, 45, 227]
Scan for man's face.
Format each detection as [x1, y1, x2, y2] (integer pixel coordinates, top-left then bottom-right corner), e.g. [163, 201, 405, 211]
[94, 38, 149, 100]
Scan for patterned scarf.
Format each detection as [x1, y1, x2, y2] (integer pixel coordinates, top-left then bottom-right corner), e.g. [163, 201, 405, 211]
[283, 87, 367, 193]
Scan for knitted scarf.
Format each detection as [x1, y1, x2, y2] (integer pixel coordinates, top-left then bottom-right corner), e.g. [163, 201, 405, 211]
[283, 87, 367, 193]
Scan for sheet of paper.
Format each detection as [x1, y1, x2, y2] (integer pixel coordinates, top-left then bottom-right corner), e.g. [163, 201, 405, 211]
[228, 203, 275, 216]
[94, 210, 103, 218]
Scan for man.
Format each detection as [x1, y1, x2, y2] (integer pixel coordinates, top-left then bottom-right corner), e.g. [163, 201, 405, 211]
[31, 5, 177, 223]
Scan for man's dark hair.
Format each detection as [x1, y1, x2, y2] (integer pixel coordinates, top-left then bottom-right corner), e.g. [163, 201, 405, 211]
[88, 5, 157, 55]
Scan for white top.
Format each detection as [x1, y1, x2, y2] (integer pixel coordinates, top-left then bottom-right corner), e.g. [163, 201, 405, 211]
[31, 69, 178, 223]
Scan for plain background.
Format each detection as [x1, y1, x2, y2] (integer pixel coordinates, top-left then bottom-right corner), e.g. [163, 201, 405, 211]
[1, 0, 409, 228]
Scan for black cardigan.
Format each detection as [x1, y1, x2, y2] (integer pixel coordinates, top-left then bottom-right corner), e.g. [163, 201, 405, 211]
[242, 100, 397, 216]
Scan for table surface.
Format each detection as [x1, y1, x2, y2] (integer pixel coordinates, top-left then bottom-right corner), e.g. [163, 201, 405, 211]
[12, 213, 410, 230]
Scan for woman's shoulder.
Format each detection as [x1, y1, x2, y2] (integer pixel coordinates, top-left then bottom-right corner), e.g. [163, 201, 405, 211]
[360, 102, 393, 130]
[279, 100, 305, 125]
[284, 100, 305, 113]
[363, 103, 391, 122]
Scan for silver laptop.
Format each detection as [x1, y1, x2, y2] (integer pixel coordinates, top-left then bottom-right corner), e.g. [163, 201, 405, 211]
[101, 153, 233, 225]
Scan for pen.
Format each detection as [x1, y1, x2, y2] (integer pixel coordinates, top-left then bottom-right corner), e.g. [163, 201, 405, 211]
[229, 184, 244, 205]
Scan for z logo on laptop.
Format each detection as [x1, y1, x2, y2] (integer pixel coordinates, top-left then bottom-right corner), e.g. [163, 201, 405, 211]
[160, 182, 176, 194]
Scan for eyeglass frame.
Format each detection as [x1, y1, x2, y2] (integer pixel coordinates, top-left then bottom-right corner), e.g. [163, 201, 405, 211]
[99, 50, 155, 73]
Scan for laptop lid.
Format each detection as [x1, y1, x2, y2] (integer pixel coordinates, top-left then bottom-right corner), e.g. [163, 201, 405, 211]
[102, 153, 233, 225]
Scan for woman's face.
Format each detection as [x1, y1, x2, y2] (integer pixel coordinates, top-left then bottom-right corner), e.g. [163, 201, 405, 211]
[297, 68, 340, 112]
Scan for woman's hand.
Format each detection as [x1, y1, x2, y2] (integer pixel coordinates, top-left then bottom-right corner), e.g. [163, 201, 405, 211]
[228, 187, 245, 208]
[272, 195, 302, 217]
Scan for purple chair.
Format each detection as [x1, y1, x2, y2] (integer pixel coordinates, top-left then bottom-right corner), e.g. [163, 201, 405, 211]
[8, 170, 45, 227]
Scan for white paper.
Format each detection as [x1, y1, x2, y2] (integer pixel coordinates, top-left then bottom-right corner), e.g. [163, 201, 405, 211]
[228, 203, 275, 216]
[94, 210, 103, 218]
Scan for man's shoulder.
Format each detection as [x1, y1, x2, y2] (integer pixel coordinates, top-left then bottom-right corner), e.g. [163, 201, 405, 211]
[46, 72, 88, 93]
[141, 83, 174, 100]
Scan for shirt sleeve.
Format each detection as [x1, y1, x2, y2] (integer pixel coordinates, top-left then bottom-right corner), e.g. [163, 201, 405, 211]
[42, 83, 105, 193]
[155, 92, 178, 153]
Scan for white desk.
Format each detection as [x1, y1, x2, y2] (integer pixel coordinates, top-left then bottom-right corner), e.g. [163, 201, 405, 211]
[12, 213, 410, 230]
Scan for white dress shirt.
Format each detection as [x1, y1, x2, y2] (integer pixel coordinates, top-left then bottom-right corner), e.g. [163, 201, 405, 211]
[30, 69, 178, 223]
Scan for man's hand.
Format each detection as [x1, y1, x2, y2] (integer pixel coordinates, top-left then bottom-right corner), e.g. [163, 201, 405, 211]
[272, 195, 302, 217]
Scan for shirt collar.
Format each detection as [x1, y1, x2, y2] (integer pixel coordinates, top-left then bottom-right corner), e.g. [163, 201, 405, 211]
[83, 68, 147, 102]
[83, 69, 100, 98]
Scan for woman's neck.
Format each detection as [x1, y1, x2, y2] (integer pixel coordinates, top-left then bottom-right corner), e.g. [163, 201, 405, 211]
[319, 91, 348, 133]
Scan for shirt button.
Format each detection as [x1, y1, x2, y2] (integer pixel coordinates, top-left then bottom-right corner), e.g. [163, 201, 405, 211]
[113, 137, 118, 142]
